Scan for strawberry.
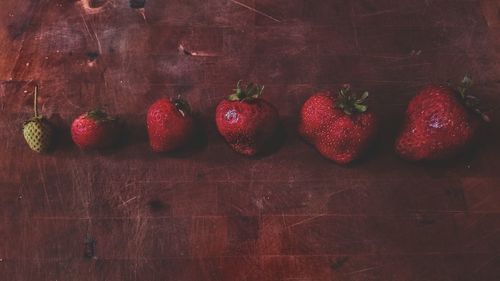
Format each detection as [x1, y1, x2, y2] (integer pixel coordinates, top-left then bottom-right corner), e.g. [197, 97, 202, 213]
[395, 75, 489, 161]
[147, 97, 195, 152]
[23, 85, 53, 153]
[71, 109, 119, 149]
[215, 81, 279, 156]
[298, 85, 377, 164]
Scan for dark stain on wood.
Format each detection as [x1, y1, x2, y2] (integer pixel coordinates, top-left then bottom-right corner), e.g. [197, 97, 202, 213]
[89, 0, 107, 9]
[330, 256, 349, 271]
[148, 199, 168, 213]
[7, 22, 28, 40]
[86, 51, 99, 62]
[83, 236, 97, 259]
[129, 0, 146, 9]
[228, 215, 260, 242]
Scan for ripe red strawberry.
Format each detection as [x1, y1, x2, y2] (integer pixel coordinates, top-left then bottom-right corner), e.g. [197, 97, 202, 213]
[215, 81, 279, 156]
[147, 97, 195, 152]
[298, 85, 377, 164]
[395, 76, 489, 161]
[71, 110, 119, 149]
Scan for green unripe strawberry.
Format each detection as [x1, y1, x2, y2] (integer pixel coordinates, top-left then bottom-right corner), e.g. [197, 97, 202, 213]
[23, 117, 53, 153]
[22, 85, 53, 153]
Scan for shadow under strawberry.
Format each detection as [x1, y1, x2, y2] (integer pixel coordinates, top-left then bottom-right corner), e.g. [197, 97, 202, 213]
[120, 116, 148, 147]
[251, 119, 287, 159]
[154, 115, 208, 158]
[341, 132, 382, 167]
[47, 113, 73, 153]
[343, 106, 400, 167]
[93, 118, 130, 155]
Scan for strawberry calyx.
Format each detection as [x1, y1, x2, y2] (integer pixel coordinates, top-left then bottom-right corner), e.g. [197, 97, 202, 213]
[456, 75, 490, 122]
[23, 116, 44, 128]
[227, 80, 264, 102]
[172, 97, 191, 117]
[85, 109, 116, 122]
[334, 84, 369, 115]
[25, 115, 43, 122]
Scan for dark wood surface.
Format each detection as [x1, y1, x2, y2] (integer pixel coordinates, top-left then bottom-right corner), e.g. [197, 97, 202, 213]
[1, 0, 500, 280]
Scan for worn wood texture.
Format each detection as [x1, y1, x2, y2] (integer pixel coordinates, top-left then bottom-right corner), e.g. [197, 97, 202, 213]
[1, 0, 500, 280]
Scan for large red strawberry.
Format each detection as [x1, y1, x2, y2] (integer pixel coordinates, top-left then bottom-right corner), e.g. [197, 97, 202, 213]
[147, 97, 195, 152]
[71, 110, 119, 149]
[298, 85, 377, 164]
[215, 81, 279, 156]
[395, 76, 489, 161]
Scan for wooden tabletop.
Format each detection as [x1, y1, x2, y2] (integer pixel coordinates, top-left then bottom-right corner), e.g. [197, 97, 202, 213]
[1, 0, 500, 280]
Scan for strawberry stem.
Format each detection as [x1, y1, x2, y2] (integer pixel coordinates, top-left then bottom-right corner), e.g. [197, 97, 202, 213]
[33, 85, 39, 118]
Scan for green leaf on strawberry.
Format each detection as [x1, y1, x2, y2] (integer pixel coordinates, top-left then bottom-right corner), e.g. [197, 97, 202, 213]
[228, 80, 265, 102]
[335, 85, 369, 115]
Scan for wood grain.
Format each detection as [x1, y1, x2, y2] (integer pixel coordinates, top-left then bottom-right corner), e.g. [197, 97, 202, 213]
[1, 0, 500, 280]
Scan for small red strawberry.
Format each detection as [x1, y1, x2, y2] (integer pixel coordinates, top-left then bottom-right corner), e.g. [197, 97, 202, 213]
[298, 85, 377, 164]
[147, 97, 195, 152]
[395, 75, 489, 161]
[215, 81, 279, 156]
[71, 109, 119, 149]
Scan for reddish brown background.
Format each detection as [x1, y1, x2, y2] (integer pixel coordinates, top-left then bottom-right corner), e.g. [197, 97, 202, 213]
[1, 0, 500, 280]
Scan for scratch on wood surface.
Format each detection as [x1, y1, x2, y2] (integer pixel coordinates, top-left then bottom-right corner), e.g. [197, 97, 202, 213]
[480, 0, 500, 27]
[79, 12, 103, 54]
[410, 50, 422, 56]
[178, 44, 219, 57]
[468, 195, 492, 209]
[53, 161, 64, 204]
[9, 1, 41, 79]
[10, 35, 28, 79]
[37, 160, 51, 208]
[348, 265, 381, 275]
[474, 255, 497, 273]
[120, 196, 139, 207]
[230, 203, 245, 214]
[229, 0, 281, 22]
[350, 3, 359, 50]
[136, 8, 147, 23]
[327, 188, 350, 198]
[132, 213, 148, 265]
[286, 215, 325, 229]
